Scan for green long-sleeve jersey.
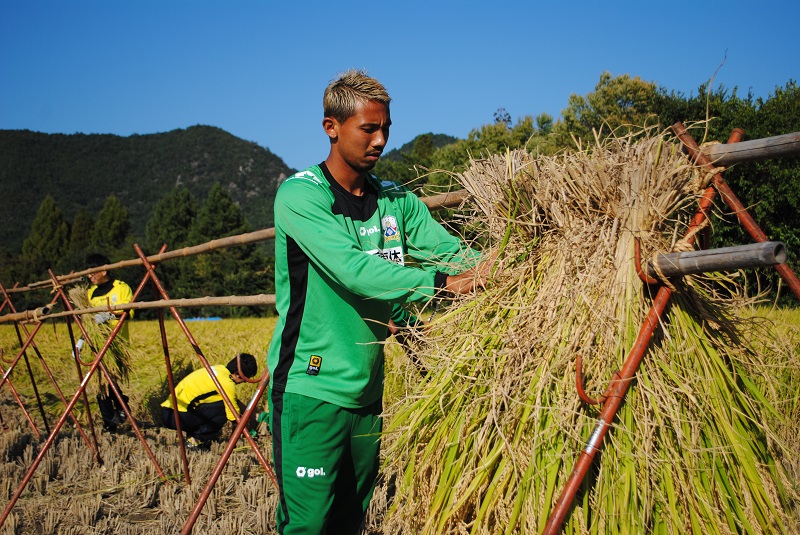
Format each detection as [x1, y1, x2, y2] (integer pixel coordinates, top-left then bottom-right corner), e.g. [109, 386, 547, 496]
[267, 163, 479, 409]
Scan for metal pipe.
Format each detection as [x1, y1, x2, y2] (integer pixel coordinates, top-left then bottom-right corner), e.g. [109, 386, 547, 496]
[673, 122, 800, 301]
[645, 241, 786, 279]
[158, 307, 191, 484]
[0, 361, 39, 439]
[0, 285, 50, 437]
[12, 321, 51, 437]
[181, 369, 274, 534]
[65, 313, 102, 463]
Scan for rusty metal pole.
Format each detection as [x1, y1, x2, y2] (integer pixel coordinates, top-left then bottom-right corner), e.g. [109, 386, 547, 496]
[541, 128, 743, 535]
[0, 361, 39, 438]
[10, 322, 50, 436]
[10, 316, 98, 451]
[157, 307, 192, 484]
[0, 283, 60, 437]
[181, 370, 274, 534]
[63, 313, 103, 463]
[673, 122, 800, 301]
[0, 321, 46, 395]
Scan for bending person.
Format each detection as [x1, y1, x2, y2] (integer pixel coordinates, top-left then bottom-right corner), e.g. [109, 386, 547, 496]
[161, 353, 258, 450]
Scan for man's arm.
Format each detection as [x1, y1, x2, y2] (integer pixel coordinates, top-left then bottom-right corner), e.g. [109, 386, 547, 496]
[398, 188, 493, 294]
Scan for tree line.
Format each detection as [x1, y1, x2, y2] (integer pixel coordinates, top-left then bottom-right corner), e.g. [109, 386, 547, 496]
[7, 183, 271, 317]
[3, 73, 799, 312]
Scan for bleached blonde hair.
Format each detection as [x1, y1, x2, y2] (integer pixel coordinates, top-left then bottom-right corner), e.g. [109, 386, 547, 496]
[323, 69, 391, 123]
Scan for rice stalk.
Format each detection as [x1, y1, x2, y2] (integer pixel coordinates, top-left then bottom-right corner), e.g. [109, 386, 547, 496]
[379, 127, 800, 534]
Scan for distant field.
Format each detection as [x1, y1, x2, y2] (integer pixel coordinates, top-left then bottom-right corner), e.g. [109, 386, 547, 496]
[0, 306, 797, 425]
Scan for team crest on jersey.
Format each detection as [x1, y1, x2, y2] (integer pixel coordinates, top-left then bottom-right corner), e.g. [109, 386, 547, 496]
[381, 215, 400, 242]
[306, 355, 322, 376]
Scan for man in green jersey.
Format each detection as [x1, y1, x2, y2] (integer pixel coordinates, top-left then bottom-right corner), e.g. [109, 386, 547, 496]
[267, 69, 491, 534]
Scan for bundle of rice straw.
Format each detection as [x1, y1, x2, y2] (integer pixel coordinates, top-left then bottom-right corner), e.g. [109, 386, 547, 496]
[68, 284, 132, 393]
[377, 128, 800, 534]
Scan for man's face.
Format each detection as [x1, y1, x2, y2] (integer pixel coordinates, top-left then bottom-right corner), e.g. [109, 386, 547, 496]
[327, 99, 391, 174]
[87, 270, 109, 285]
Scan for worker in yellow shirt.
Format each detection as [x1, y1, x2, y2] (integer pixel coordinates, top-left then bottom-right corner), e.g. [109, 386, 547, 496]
[84, 253, 134, 432]
[160, 353, 258, 450]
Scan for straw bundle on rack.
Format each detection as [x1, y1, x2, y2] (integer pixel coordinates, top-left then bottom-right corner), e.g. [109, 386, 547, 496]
[378, 128, 799, 534]
[68, 284, 132, 393]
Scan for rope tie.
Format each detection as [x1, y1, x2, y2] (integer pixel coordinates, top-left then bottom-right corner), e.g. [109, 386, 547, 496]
[648, 217, 711, 291]
[687, 165, 726, 192]
[672, 217, 709, 253]
[648, 256, 677, 291]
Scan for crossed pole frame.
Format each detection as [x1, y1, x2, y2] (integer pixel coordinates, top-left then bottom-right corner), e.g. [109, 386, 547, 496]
[0, 243, 278, 530]
[1, 276, 103, 462]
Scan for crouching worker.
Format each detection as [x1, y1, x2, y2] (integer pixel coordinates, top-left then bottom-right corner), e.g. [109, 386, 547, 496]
[160, 353, 257, 450]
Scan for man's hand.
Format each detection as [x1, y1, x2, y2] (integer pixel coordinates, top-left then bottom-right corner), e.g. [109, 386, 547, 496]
[444, 249, 497, 295]
[388, 319, 401, 336]
[71, 337, 85, 358]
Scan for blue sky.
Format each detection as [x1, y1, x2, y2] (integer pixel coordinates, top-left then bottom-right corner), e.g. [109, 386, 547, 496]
[1, 1, 798, 171]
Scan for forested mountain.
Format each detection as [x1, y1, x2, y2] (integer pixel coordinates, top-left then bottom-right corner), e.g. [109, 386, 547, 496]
[0, 125, 293, 254]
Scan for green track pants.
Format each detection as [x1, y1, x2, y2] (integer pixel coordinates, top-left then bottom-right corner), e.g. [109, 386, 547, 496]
[269, 390, 382, 535]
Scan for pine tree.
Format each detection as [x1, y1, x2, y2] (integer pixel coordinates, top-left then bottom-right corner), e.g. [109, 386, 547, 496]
[188, 183, 248, 243]
[145, 186, 197, 253]
[69, 209, 94, 255]
[21, 195, 70, 278]
[180, 183, 270, 315]
[91, 194, 131, 253]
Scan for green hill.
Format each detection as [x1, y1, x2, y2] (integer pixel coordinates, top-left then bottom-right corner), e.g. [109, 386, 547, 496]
[379, 133, 458, 161]
[0, 126, 295, 253]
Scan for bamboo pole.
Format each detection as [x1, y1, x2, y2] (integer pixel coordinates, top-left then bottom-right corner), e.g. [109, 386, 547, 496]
[0, 294, 276, 324]
[644, 241, 786, 279]
[9, 188, 472, 294]
[702, 131, 800, 165]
